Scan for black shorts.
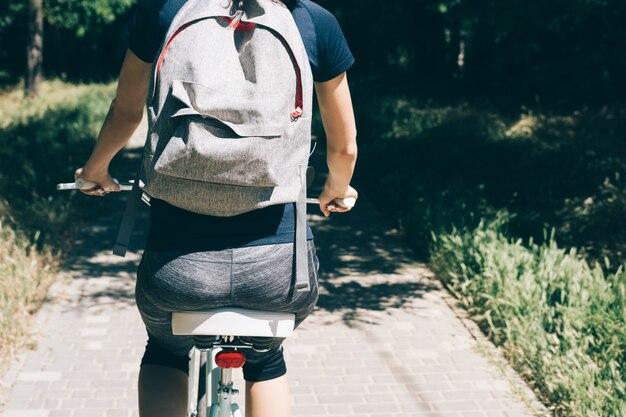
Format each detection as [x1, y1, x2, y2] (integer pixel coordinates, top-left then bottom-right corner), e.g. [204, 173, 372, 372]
[135, 241, 319, 382]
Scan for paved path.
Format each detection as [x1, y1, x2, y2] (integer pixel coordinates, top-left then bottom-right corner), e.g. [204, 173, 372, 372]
[0, 150, 548, 417]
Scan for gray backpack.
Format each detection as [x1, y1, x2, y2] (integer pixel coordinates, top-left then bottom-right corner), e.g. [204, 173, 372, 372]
[114, 0, 314, 291]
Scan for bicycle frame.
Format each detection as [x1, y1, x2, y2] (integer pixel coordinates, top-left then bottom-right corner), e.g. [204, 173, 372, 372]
[189, 344, 261, 417]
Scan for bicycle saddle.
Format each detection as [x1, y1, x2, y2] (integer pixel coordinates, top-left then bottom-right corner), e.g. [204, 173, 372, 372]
[172, 307, 295, 338]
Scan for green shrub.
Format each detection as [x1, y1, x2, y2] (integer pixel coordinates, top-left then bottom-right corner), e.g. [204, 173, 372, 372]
[356, 97, 626, 268]
[0, 80, 114, 366]
[0, 80, 114, 249]
[430, 214, 626, 417]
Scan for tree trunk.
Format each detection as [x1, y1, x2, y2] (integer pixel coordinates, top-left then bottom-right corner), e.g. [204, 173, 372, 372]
[25, 0, 43, 98]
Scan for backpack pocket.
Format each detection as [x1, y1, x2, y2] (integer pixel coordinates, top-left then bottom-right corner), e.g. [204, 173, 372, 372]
[153, 80, 291, 188]
[168, 80, 287, 137]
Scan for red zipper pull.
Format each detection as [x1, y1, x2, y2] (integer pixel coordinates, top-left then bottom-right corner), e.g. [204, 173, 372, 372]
[291, 107, 303, 120]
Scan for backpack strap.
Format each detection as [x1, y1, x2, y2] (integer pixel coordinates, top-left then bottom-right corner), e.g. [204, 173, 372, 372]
[295, 164, 310, 292]
[112, 167, 144, 257]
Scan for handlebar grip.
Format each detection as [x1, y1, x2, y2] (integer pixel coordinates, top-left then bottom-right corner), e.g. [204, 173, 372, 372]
[75, 178, 98, 190]
[56, 178, 132, 191]
[334, 197, 356, 208]
[56, 178, 98, 190]
[305, 197, 357, 208]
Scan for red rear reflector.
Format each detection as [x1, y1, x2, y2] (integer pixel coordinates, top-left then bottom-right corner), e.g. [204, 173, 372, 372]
[215, 351, 246, 369]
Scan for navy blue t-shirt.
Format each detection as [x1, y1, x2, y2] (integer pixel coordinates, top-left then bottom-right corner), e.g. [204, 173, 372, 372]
[123, 0, 354, 251]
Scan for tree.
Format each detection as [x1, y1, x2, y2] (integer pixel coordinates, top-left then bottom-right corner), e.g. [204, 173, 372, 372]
[25, 0, 43, 97]
[1, 0, 134, 87]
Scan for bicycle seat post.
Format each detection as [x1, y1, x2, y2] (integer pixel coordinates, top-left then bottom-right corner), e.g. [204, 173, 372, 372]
[215, 347, 245, 394]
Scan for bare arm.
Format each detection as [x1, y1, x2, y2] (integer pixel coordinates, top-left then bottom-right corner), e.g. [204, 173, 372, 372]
[314, 72, 358, 216]
[75, 49, 151, 195]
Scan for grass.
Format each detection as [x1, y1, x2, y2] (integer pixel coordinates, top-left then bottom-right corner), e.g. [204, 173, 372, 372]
[0, 222, 55, 366]
[430, 215, 626, 417]
[0, 80, 114, 370]
[353, 95, 626, 416]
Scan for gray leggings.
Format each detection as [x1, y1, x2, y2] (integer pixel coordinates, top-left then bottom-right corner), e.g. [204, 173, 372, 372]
[135, 240, 319, 381]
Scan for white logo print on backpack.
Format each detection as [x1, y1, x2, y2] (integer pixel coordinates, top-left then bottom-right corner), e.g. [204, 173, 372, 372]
[114, 0, 314, 291]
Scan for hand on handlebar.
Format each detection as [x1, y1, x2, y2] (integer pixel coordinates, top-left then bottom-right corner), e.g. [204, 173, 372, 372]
[74, 167, 121, 197]
[318, 184, 358, 217]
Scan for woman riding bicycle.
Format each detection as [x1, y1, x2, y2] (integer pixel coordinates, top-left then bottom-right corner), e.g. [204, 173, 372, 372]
[75, 1, 357, 416]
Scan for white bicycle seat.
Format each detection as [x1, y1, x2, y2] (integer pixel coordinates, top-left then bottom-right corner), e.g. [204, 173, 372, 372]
[172, 308, 295, 338]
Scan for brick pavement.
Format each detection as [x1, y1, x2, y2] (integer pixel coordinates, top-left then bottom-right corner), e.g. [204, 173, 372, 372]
[0, 187, 548, 417]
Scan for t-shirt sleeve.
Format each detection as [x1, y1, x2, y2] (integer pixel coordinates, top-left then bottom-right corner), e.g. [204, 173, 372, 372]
[122, 0, 163, 63]
[311, 7, 355, 82]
